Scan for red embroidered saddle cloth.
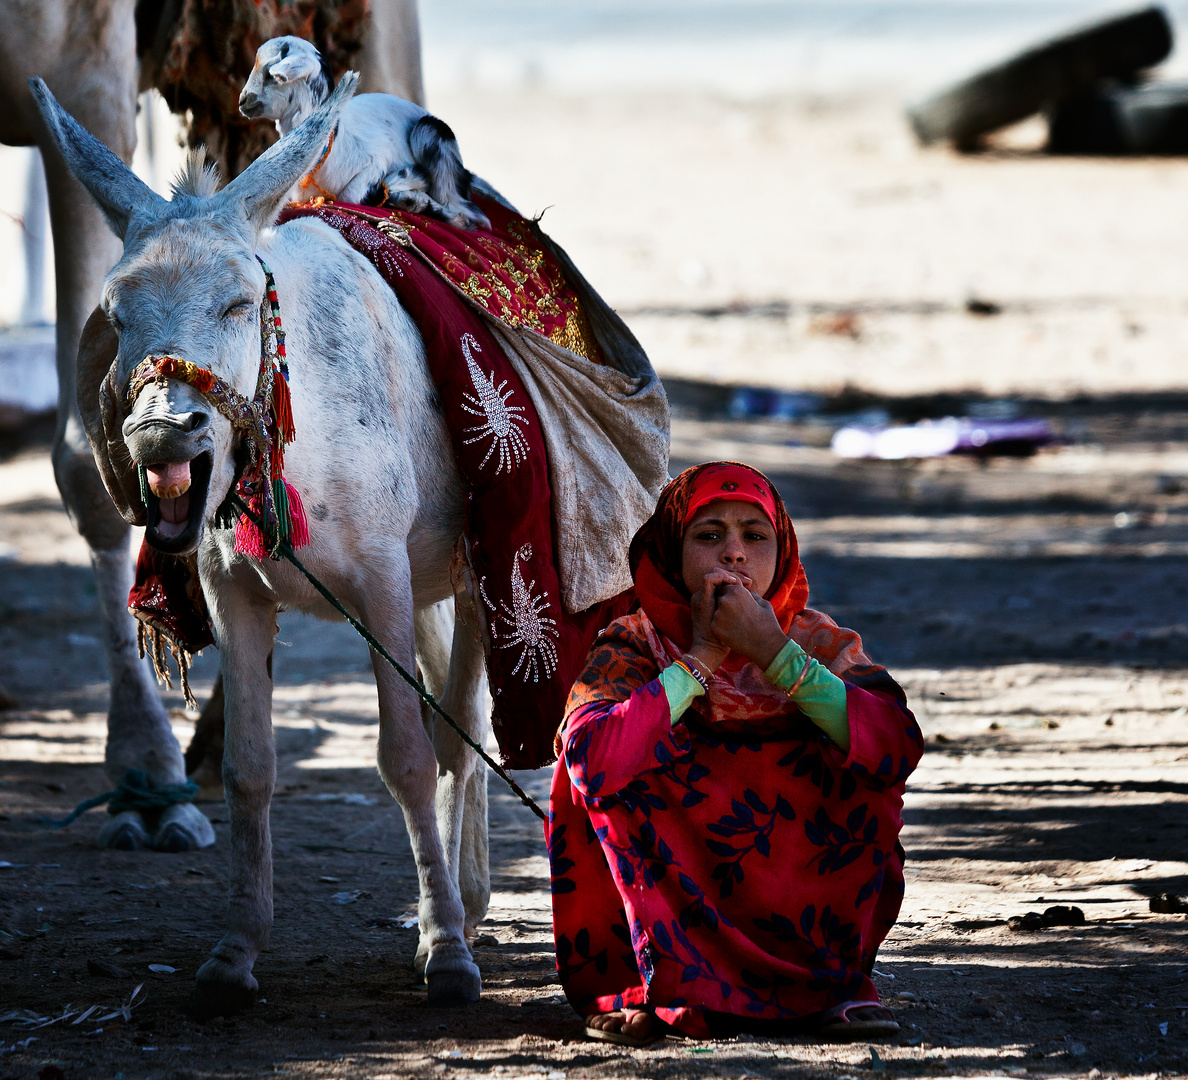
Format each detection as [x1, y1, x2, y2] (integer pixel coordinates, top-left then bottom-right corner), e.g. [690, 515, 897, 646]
[131, 196, 632, 769]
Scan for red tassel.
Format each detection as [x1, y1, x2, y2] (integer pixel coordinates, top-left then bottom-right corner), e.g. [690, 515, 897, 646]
[272, 372, 296, 446]
[234, 513, 269, 559]
[284, 480, 310, 549]
[271, 442, 285, 480]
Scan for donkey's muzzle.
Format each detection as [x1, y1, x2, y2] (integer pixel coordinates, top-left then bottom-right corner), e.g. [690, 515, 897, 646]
[143, 451, 212, 555]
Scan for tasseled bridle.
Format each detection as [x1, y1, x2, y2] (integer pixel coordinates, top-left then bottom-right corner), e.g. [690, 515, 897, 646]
[124, 257, 309, 560]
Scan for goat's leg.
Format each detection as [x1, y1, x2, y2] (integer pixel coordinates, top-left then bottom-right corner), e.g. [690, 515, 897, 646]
[382, 180, 480, 231]
[192, 588, 278, 1018]
[373, 580, 480, 1005]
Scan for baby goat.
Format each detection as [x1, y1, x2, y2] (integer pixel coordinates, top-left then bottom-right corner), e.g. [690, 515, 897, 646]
[239, 36, 490, 230]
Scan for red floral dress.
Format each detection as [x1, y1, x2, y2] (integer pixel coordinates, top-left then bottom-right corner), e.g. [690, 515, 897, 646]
[546, 613, 923, 1037]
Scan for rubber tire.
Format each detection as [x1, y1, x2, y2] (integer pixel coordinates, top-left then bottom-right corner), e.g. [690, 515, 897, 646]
[1049, 80, 1188, 154]
[908, 6, 1172, 148]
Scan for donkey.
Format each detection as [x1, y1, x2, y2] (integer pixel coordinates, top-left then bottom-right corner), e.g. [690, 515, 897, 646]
[31, 73, 489, 1013]
[3, 0, 427, 855]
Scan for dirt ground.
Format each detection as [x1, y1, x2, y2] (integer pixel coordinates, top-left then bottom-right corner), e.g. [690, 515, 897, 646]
[3, 90, 1188, 1080]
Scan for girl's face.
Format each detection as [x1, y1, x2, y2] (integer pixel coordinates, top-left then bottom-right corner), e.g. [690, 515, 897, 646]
[681, 499, 778, 597]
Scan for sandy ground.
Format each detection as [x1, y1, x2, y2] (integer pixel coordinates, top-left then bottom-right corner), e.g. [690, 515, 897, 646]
[2, 388, 1188, 1079]
[435, 90, 1188, 400]
[3, 87, 1188, 1079]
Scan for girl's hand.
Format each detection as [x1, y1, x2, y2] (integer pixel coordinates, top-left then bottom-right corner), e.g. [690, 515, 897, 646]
[708, 582, 789, 670]
[688, 569, 738, 673]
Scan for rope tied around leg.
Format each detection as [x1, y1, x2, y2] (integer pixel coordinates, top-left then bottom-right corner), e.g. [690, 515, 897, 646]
[41, 769, 199, 828]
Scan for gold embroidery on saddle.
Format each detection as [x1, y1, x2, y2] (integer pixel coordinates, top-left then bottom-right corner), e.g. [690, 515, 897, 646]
[386, 210, 602, 363]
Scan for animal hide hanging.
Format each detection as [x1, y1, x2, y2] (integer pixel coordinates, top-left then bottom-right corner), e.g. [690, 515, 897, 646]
[136, 0, 371, 179]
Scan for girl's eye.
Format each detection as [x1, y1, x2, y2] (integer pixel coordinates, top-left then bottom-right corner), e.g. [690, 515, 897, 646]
[695, 530, 721, 541]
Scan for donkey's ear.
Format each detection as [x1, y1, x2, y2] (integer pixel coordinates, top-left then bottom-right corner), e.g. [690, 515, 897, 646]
[28, 78, 165, 240]
[218, 70, 358, 234]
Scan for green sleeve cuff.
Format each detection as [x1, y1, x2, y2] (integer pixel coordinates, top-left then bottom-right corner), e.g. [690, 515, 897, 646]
[765, 638, 851, 751]
[659, 662, 704, 726]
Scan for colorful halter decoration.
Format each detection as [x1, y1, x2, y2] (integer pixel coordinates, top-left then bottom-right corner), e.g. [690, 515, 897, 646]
[124, 257, 309, 560]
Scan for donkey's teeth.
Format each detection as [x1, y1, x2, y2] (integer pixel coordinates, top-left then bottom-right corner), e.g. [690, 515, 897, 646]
[146, 461, 192, 499]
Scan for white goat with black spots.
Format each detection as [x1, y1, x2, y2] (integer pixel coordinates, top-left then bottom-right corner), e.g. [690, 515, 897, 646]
[239, 35, 490, 230]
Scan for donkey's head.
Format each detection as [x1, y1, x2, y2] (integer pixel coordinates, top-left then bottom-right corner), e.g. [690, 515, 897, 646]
[31, 73, 356, 555]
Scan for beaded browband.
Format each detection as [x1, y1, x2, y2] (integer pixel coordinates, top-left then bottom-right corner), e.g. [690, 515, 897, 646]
[123, 257, 308, 559]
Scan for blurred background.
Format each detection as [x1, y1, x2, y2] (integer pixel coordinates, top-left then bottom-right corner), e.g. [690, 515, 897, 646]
[10, 1, 1188, 405]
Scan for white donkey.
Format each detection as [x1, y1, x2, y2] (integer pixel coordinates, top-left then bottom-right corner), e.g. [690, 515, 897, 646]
[31, 73, 490, 1015]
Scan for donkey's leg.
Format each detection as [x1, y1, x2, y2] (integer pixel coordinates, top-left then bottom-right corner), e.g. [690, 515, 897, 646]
[459, 746, 490, 937]
[192, 589, 278, 1018]
[410, 592, 490, 972]
[436, 589, 490, 937]
[411, 599, 453, 974]
[373, 578, 480, 1005]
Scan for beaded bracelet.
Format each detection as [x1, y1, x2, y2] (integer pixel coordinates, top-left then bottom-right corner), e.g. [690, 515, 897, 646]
[672, 656, 710, 694]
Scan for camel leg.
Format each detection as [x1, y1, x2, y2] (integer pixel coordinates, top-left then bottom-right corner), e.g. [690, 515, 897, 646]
[358, 0, 425, 106]
[40, 144, 212, 852]
[375, 571, 480, 1006]
[185, 674, 226, 798]
[192, 585, 278, 1018]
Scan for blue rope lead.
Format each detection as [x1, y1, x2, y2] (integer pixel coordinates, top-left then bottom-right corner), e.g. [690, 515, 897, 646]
[41, 769, 199, 828]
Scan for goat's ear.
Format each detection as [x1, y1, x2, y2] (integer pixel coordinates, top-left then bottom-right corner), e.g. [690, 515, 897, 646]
[217, 70, 358, 234]
[28, 78, 165, 240]
[269, 51, 321, 85]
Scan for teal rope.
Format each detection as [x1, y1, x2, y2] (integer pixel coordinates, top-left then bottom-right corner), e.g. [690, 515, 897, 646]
[41, 769, 198, 828]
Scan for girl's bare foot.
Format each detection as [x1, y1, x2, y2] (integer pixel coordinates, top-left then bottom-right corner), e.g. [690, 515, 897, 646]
[585, 1009, 656, 1041]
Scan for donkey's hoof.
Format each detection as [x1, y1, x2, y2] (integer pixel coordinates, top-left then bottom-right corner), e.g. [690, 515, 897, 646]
[98, 810, 150, 850]
[191, 962, 258, 1020]
[154, 803, 216, 852]
[426, 962, 481, 1006]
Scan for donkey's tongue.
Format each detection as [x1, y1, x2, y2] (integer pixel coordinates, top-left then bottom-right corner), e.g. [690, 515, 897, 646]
[145, 461, 192, 500]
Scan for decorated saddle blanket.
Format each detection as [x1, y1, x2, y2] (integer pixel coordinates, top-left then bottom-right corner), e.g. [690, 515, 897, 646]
[131, 195, 668, 769]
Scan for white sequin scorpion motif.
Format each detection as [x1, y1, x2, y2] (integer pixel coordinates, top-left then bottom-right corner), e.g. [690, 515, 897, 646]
[479, 543, 559, 683]
[459, 332, 530, 474]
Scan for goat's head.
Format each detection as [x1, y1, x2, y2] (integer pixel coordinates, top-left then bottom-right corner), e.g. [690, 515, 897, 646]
[30, 72, 357, 555]
[239, 36, 332, 133]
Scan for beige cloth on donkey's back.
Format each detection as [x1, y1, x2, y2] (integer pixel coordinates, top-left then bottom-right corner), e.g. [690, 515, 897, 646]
[76, 223, 670, 614]
[486, 226, 669, 613]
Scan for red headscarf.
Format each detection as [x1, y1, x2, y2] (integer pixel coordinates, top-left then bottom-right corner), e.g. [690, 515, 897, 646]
[628, 462, 809, 661]
[564, 461, 889, 739]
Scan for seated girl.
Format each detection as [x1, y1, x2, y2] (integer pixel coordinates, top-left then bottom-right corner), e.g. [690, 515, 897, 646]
[547, 462, 924, 1046]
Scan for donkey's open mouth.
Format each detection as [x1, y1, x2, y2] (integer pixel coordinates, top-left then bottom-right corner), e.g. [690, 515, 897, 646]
[143, 452, 212, 554]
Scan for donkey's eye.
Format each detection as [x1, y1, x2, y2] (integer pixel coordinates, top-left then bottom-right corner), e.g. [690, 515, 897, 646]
[222, 299, 254, 319]
[108, 312, 124, 333]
